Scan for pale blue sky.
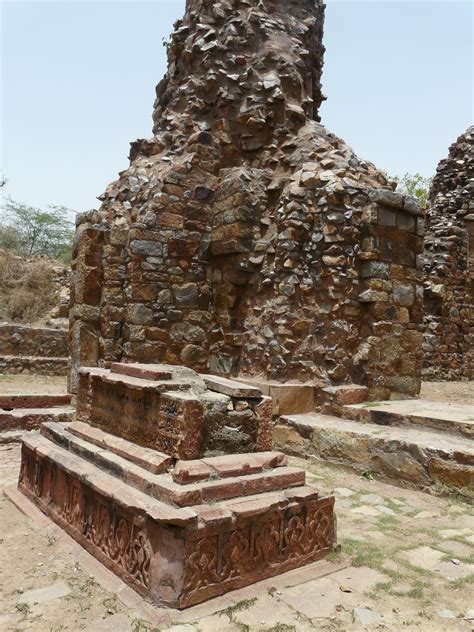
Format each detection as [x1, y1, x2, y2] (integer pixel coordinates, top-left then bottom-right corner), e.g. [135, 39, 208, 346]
[1, 0, 473, 214]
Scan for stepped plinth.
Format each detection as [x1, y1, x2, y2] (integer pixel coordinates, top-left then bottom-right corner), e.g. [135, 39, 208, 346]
[18, 363, 336, 608]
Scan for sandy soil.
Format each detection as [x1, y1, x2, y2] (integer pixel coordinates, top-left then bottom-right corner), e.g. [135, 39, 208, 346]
[0, 375, 68, 395]
[420, 381, 473, 405]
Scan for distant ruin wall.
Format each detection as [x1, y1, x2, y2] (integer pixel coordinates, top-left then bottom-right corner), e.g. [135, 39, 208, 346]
[423, 126, 474, 381]
[0, 324, 69, 376]
[70, 0, 423, 400]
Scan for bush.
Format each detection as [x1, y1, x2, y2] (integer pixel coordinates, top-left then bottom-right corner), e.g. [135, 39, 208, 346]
[0, 199, 74, 259]
[393, 173, 433, 209]
[0, 251, 57, 323]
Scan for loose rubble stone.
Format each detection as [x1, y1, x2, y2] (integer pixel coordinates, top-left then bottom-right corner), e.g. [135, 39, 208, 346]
[353, 607, 382, 625]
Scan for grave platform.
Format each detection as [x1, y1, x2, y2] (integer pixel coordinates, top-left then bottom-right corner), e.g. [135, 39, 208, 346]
[18, 363, 336, 608]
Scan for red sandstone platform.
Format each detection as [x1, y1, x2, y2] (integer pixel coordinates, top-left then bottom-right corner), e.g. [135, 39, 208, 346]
[17, 363, 336, 608]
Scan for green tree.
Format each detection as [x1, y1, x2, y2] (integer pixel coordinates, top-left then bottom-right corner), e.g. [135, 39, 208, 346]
[393, 172, 433, 209]
[0, 199, 74, 261]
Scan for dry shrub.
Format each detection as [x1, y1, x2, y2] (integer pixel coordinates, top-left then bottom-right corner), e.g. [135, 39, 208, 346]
[0, 250, 57, 323]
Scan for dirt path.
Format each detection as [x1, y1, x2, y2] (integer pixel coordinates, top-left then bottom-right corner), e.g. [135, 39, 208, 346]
[0, 375, 68, 396]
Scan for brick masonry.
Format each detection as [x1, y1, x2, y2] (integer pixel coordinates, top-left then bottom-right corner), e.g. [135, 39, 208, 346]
[0, 324, 69, 376]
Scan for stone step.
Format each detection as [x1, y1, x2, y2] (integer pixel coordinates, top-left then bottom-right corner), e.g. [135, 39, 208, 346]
[41, 421, 306, 506]
[236, 377, 316, 415]
[0, 406, 75, 432]
[66, 420, 172, 474]
[274, 412, 474, 495]
[24, 430, 316, 521]
[316, 384, 369, 415]
[21, 432, 196, 526]
[200, 374, 262, 398]
[344, 400, 474, 438]
[0, 394, 71, 409]
[0, 355, 69, 376]
[172, 451, 288, 484]
[110, 362, 173, 381]
[78, 366, 188, 393]
[19, 430, 333, 608]
[0, 430, 24, 445]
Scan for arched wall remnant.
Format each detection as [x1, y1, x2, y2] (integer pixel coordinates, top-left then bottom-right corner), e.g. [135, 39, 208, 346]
[70, 0, 424, 399]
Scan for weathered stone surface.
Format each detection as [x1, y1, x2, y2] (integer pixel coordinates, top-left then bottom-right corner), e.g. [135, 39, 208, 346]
[423, 126, 473, 381]
[0, 406, 74, 432]
[68, 0, 423, 402]
[201, 374, 262, 398]
[76, 363, 272, 460]
[0, 355, 70, 375]
[18, 418, 336, 608]
[275, 412, 474, 494]
[0, 324, 69, 357]
[0, 324, 69, 376]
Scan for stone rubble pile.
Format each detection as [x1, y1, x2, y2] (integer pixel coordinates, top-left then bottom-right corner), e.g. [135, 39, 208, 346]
[423, 126, 473, 380]
[71, 0, 423, 401]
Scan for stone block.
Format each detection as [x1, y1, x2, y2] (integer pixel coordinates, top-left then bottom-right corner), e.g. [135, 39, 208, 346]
[370, 450, 426, 484]
[361, 261, 389, 279]
[77, 368, 205, 460]
[428, 458, 474, 491]
[322, 384, 369, 406]
[201, 374, 262, 398]
[267, 383, 315, 415]
[18, 431, 336, 609]
[378, 208, 396, 226]
[273, 424, 307, 450]
[313, 429, 370, 465]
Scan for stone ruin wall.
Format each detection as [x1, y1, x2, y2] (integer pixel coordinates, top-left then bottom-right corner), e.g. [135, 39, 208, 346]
[70, 0, 423, 400]
[423, 126, 474, 380]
